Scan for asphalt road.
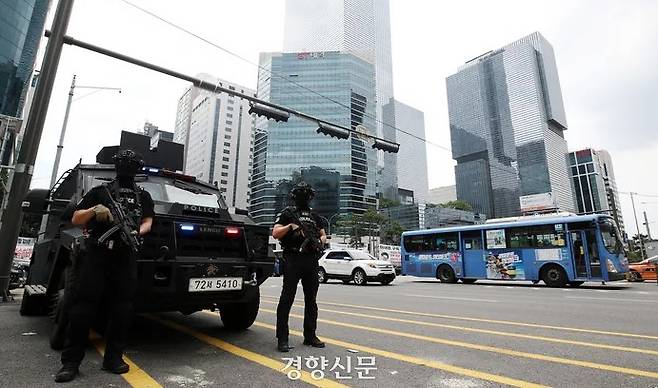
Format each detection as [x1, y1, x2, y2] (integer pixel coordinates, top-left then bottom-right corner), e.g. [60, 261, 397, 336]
[1, 277, 657, 388]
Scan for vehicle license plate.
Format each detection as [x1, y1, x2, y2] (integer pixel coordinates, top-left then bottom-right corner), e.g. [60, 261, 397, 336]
[188, 277, 242, 292]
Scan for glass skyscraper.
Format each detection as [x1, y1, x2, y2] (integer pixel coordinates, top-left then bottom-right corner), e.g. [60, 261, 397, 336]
[569, 148, 625, 234]
[447, 32, 575, 218]
[0, 0, 50, 165]
[0, 0, 49, 119]
[250, 51, 377, 225]
[283, 0, 397, 199]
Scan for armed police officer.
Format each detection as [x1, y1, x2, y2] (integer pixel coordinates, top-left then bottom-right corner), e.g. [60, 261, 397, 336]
[55, 150, 154, 383]
[272, 182, 327, 352]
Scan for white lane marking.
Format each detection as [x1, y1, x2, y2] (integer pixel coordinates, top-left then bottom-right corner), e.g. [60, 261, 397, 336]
[565, 296, 658, 303]
[635, 291, 650, 295]
[596, 290, 610, 293]
[403, 294, 499, 303]
[562, 289, 571, 292]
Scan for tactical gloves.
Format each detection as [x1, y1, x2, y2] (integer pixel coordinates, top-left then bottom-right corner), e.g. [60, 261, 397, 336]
[93, 204, 114, 223]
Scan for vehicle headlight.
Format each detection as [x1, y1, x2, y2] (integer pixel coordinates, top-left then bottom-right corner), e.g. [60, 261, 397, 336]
[367, 263, 377, 268]
[606, 259, 618, 273]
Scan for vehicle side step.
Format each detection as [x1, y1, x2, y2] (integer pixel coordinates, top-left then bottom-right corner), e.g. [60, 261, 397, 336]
[20, 284, 49, 316]
[25, 284, 47, 295]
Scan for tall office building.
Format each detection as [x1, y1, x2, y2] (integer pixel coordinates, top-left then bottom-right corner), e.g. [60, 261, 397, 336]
[569, 148, 625, 234]
[250, 51, 377, 225]
[428, 185, 457, 205]
[391, 99, 428, 203]
[0, 0, 50, 164]
[447, 32, 575, 218]
[283, 0, 397, 199]
[173, 74, 255, 209]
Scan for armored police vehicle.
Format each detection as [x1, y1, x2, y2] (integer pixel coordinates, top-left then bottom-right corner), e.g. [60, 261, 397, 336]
[20, 132, 272, 348]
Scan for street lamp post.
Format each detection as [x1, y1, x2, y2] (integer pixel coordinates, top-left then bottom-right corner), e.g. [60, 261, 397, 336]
[39, 75, 121, 236]
[327, 213, 341, 235]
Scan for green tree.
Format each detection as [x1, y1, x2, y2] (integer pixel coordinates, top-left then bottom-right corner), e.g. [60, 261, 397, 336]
[441, 200, 473, 212]
[381, 219, 404, 245]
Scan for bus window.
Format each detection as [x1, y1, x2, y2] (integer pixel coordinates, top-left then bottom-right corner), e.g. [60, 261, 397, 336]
[435, 233, 459, 252]
[508, 225, 566, 249]
[403, 235, 434, 253]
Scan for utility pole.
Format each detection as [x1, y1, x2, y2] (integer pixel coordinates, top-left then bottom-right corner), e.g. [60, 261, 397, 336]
[38, 76, 120, 237]
[644, 211, 652, 241]
[629, 192, 646, 261]
[0, 0, 75, 301]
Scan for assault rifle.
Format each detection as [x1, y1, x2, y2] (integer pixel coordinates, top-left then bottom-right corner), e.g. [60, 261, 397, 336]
[289, 209, 323, 254]
[97, 185, 142, 255]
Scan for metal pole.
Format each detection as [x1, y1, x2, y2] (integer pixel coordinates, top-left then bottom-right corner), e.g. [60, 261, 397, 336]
[0, 0, 75, 301]
[630, 192, 646, 260]
[644, 211, 652, 241]
[45, 31, 399, 148]
[38, 75, 76, 238]
[49, 74, 75, 188]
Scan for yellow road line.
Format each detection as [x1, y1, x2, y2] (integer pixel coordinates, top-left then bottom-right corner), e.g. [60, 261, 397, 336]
[261, 295, 658, 341]
[89, 331, 162, 388]
[250, 320, 548, 388]
[146, 314, 347, 388]
[260, 299, 658, 357]
[258, 307, 658, 380]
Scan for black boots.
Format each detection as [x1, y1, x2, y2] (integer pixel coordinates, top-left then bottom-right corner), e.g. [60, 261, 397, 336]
[277, 338, 294, 352]
[303, 336, 326, 348]
[101, 358, 130, 374]
[54, 364, 79, 383]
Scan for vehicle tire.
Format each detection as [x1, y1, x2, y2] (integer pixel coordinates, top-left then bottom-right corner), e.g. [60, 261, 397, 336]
[353, 269, 367, 286]
[49, 290, 69, 350]
[436, 265, 457, 283]
[462, 279, 477, 284]
[627, 271, 642, 282]
[542, 265, 567, 287]
[220, 288, 260, 330]
[341, 279, 351, 284]
[568, 281, 584, 287]
[318, 268, 328, 284]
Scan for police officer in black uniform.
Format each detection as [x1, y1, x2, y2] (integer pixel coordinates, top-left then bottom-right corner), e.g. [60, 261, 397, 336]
[55, 150, 154, 383]
[272, 182, 327, 352]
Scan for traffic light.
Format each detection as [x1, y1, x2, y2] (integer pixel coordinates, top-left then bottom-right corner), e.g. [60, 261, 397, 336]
[372, 139, 400, 153]
[248, 103, 290, 122]
[316, 122, 350, 140]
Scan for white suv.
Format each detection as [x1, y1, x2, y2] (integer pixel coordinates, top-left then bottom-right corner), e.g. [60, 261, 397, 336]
[318, 249, 396, 285]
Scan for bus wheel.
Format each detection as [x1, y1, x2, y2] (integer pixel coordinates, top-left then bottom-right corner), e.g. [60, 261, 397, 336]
[436, 265, 457, 283]
[542, 265, 567, 287]
[461, 279, 477, 284]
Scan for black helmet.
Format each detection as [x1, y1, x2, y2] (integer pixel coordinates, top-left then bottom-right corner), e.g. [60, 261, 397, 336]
[290, 181, 316, 200]
[113, 149, 144, 177]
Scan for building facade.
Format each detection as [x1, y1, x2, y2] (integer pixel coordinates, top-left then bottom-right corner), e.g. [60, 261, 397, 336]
[569, 148, 625, 234]
[380, 203, 483, 231]
[143, 121, 173, 142]
[250, 51, 377, 225]
[428, 185, 457, 205]
[173, 74, 255, 209]
[392, 99, 428, 203]
[447, 32, 575, 218]
[0, 0, 50, 164]
[283, 0, 397, 199]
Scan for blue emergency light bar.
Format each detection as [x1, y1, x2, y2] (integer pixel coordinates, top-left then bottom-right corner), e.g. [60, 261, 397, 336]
[179, 224, 195, 231]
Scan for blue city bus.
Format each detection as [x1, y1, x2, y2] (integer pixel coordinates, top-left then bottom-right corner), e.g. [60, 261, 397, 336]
[401, 214, 628, 287]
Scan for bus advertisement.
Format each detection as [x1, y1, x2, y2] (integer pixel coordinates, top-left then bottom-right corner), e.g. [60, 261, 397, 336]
[400, 214, 628, 287]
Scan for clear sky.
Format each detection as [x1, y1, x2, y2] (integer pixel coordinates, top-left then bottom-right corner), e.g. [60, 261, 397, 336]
[31, 0, 658, 237]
